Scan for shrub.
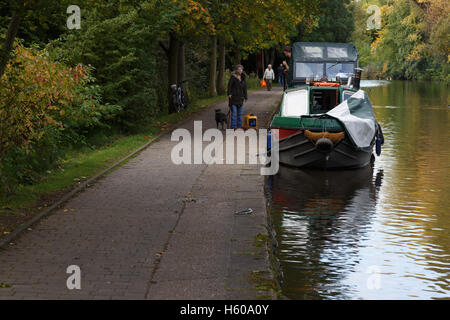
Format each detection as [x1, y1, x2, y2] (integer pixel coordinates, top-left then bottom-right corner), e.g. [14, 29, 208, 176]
[0, 44, 120, 191]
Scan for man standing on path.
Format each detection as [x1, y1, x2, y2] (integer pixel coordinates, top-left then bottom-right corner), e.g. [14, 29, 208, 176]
[277, 63, 284, 86]
[227, 64, 248, 129]
[263, 64, 275, 91]
[282, 45, 292, 91]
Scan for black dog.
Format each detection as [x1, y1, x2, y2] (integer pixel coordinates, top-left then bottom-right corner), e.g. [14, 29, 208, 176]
[215, 109, 228, 129]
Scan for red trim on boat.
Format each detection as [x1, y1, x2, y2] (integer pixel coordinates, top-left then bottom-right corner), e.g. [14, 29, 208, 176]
[277, 128, 301, 140]
[313, 82, 340, 87]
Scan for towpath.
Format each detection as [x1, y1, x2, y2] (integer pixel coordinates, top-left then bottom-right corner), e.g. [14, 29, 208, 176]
[0, 87, 282, 299]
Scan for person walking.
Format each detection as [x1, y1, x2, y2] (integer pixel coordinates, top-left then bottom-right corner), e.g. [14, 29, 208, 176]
[277, 64, 284, 85]
[227, 64, 248, 129]
[263, 64, 275, 91]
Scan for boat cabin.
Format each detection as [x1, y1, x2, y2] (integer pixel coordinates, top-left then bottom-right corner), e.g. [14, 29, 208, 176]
[289, 42, 359, 85]
[271, 42, 362, 132]
[280, 85, 356, 118]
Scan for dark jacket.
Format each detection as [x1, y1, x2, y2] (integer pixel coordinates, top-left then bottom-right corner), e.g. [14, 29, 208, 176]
[227, 71, 247, 106]
[277, 65, 284, 76]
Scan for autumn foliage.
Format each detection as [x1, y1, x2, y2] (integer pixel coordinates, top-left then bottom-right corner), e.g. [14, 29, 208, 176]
[0, 44, 120, 187]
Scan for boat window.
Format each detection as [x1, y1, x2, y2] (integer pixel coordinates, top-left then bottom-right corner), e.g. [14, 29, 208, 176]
[327, 47, 349, 59]
[295, 62, 324, 79]
[326, 63, 355, 80]
[282, 89, 308, 117]
[342, 90, 354, 101]
[310, 89, 338, 114]
[301, 46, 324, 58]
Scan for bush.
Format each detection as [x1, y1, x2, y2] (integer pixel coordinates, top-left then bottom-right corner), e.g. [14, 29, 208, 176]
[245, 72, 260, 89]
[0, 44, 120, 191]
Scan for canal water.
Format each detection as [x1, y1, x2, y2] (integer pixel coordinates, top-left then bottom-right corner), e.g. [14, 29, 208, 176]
[268, 80, 449, 299]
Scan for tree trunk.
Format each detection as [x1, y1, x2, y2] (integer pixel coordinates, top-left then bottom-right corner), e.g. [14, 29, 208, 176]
[234, 44, 241, 65]
[0, 12, 21, 79]
[168, 33, 179, 113]
[255, 52, 261, 78]
[177, 42, 186, 100]
[208, 35, 217, 97]
[269, 47, 275, 66]
[168, 33, 179, 85]
[217, 38, 226, 95]
[264, 49, 268, 67]
[261, 50, 265, 78]
[177, 42, 185, 84]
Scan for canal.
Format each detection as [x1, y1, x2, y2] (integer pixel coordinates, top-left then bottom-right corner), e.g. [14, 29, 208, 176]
[268, 80, 449, 299]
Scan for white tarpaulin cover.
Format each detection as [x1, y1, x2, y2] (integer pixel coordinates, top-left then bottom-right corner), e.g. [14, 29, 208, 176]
[326, 90, 377, 148]
[282, 89, 308, 117]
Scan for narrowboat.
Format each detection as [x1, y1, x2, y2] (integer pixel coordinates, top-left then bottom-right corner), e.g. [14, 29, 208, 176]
[270, 42, 384, 169]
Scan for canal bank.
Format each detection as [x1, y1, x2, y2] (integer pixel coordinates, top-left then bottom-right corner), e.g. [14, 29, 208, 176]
[0, 88, 282, 299]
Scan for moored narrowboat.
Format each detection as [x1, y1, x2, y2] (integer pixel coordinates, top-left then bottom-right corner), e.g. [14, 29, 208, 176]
[270, 42, 384, 169]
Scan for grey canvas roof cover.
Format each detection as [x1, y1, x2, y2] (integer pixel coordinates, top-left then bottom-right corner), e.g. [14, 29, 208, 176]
[292, 42, 358, 62]
[326, 90, 376, 148]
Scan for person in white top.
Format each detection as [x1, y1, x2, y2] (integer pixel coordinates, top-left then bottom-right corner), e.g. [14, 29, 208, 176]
[263, 64, 275, 91]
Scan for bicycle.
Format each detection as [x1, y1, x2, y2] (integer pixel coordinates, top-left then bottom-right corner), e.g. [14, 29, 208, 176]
[170, 79, 189, 113]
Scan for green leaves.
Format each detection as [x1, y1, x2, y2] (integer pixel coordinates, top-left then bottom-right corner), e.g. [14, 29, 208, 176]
[0, 44, 121, 189]
[45, 0, 182, 124]
[352, 0, 449, 81]
[299, 0, 354, 43]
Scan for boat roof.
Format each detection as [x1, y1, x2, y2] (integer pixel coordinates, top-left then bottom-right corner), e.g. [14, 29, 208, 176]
[285, 83, 357, 92]
[292, 42, 358, 63]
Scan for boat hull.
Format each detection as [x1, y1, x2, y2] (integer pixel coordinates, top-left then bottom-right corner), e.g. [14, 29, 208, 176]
[277, 131, 374, 169]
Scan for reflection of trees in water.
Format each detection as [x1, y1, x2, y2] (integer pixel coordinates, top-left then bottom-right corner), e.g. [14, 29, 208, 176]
[369, 81, 450, 296]
[269, 166, 383, 299]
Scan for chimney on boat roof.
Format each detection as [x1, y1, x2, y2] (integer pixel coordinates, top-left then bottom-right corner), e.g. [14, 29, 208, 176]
[353, 68, 363, 90]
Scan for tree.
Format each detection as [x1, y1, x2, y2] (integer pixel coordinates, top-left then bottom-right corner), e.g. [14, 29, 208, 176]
[47, 0, 185, 122]
[351, 0, 448, 80]
[371, 0, 433, 79]
[159, 0, 215, 110]
[206, 0, 320, 94]
[0, 0, 72, 79]
[296, 0, 354, 43]
[0, 11, 21, 78]
[217, 37, 226, 94]
[208, 35, 217, 96]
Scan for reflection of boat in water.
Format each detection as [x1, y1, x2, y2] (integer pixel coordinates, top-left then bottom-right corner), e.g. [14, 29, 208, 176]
[270, 166, 382, 242]
[270, 42, 384, 169]
[271, 165, 380, 208]
[268, 166, 383, 299]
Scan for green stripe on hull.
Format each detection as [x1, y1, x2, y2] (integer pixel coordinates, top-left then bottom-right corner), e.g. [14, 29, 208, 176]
[299, 117, 344, 132]
[271, 115, 344, 132]
[271, 116, 302, 129]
